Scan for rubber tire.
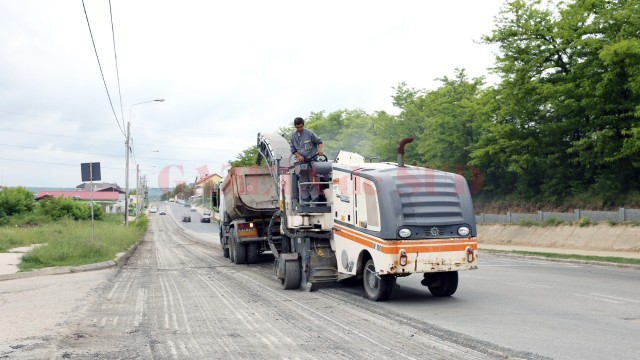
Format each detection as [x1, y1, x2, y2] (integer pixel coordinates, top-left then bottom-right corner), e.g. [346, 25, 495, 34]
[427, 271, 459, 297]
[282, 259, 301, 290]
[234, 239, 247, 264]
[229, 236, 236, 263]
[220, 230, 230, 258]
[246, 242, 260, 264]
[363, 259, 395, 301]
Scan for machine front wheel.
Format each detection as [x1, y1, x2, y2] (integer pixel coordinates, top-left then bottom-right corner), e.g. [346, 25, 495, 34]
[363, 259, 395, 301]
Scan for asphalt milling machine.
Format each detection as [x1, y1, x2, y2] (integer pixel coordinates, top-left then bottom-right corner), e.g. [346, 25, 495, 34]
[219, 133, 478, 301]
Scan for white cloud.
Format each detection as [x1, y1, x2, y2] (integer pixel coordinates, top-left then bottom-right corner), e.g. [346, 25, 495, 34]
[0, 0, 505, 188]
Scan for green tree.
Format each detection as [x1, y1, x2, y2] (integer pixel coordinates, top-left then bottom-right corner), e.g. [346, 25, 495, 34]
[229, 146, 259, 166]
[0, 187, 34, 217]
[477, 0, 640, 205]
[305, 109, 379, 161]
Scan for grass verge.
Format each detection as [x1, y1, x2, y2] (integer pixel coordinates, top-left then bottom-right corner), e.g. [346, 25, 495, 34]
[484, 249, 640, 265]
[0, 214, 147, 272]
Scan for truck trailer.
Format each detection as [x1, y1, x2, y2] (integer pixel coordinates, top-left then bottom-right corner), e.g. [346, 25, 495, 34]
[218, 165, 283, 264]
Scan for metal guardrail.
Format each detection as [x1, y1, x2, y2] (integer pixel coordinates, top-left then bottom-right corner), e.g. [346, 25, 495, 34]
[476, 208, 640, 224]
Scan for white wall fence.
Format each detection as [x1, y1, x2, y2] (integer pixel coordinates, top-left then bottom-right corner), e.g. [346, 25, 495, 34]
[476, 208, 640, 224]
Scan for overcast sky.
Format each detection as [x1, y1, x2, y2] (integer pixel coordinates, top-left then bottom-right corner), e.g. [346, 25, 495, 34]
[0, 0, 505, 190]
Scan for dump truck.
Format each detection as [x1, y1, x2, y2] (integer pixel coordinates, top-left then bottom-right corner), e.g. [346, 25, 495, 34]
[255, 133, 478, 301]
[218, 165, 283, 264]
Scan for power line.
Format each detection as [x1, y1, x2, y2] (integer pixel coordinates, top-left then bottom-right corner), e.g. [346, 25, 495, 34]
[0, 142, 221, 164]
[0, 157, 121, 170]
[0, 127, 122, 144]
[81, 0, 126, 137]
[108, 0, 126, 131]
[0, 127, 235, 153]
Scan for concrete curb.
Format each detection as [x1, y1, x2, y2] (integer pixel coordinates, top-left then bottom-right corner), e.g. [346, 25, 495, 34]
[482, 249, 640, 270]
[0, 236, 144, 282]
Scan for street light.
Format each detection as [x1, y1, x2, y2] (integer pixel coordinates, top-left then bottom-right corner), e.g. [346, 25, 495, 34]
[125, 98, 164, 226]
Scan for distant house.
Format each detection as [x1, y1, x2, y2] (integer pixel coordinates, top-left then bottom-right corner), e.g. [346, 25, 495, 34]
[34, 190, 120, 202]
[194, 174, 222, 196]
[75, 182, 124, 194]
[193, 174, 222, 207]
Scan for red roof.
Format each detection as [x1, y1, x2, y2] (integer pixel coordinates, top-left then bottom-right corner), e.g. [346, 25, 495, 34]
[35, 191, 120, 201]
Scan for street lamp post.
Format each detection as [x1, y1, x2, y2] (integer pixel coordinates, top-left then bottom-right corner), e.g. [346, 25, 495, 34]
[124, 98, 164, 226]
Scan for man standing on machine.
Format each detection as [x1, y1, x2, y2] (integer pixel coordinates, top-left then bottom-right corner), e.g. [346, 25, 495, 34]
[290, 117, 323, 204]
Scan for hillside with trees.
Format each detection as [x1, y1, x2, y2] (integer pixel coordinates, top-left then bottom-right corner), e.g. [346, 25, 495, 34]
[229, 0, 640, 210]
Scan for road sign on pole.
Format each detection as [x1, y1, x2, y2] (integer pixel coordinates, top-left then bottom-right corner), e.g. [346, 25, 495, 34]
[81, 162, 101, 241]
[81, 162, 101, 182]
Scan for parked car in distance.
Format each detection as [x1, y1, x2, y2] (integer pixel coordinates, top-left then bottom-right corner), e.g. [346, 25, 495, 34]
[182, 214, 191, 222]
[201, 210, 212, 223]
[159, 209, 167, 215]
[149, 206, 157, 213]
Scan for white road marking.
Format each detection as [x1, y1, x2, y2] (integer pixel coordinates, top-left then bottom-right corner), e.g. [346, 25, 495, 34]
[461, 274, 490, 280]
[572, 293, 624, 304]
[588, 293, 640, 304]
[503, 282, 553, 289]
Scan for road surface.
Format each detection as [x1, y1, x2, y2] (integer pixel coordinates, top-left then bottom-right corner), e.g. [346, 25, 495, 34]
[1, 202, 639, 359]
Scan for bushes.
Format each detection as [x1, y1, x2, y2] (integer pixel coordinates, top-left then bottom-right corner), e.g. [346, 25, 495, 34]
[0, 187, 34, 217]
[37, 196, 104, 220]
[133, 214, 148, 233]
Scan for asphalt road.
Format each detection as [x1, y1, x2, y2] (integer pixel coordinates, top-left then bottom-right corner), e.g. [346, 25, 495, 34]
[2, 202, 639, 359]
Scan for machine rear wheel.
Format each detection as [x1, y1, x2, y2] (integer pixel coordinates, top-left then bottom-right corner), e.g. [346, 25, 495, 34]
[246, 242, 259, 264]
[282, 259, 301, 290]
[425, 271, 458, 297]
[363, 259, 395, 301]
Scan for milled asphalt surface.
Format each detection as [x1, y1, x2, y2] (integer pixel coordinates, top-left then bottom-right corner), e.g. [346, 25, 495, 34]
[2, 219, 639, 281]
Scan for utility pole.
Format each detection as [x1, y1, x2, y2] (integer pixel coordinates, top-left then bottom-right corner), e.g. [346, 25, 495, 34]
[136, 163, 140, 218]
[124, 122, 131, 226]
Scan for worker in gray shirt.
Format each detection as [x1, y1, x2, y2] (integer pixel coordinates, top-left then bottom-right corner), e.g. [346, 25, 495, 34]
[290, 117, 323, 203]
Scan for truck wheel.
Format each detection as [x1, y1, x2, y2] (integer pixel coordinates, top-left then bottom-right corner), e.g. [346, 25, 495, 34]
[282, 259, 301, 290]
[363, 259, 395, 301]
[220, 231, 230, 258]
[234, 239, 247, 264]
[424, 271, 458, 297]
[229, 237, 236, 263]
[246, 242, 259, 264]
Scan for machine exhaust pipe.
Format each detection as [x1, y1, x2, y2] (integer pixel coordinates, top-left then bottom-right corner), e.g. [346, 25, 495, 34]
[397, 137, 414, 167]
